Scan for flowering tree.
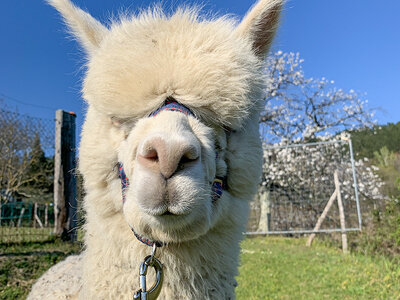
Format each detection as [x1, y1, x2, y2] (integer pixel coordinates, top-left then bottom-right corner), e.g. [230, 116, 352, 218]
[251, 52, 384, 233]
[260, 52, 375, 143]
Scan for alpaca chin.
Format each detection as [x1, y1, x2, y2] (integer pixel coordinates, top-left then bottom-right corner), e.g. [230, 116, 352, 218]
[123, 188, 214, 243]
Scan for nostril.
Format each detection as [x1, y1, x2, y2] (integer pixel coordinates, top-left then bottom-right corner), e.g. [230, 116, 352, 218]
[179, 154, 198, 165]
[177, 150, 199, 171]
[143, 149, 158, 161]
[138, 136, 200, 178]
[137, 148, 160, 170]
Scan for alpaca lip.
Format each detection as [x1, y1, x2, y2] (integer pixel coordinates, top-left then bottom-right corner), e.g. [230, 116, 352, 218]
[156, 207, 190, 217]
[161, 210, 175, 216]
[141, 204, 191, 217]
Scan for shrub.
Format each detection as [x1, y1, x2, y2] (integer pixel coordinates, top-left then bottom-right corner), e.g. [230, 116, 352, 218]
[350, 197, 400, 260]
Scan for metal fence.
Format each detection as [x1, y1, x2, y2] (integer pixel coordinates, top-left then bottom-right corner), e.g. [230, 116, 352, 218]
[246, 139, 361, 235]
[0, 202, 54, 243]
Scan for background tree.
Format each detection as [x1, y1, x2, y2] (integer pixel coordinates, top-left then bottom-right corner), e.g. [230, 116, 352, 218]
[26, 133, 53, 191]
[351, 122, 400, 159]
[350, 123, 400, 199]
[0, 105, 54, 203]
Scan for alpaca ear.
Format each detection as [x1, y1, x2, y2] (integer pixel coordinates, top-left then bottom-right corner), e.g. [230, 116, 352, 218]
[236, 0, 283, 58]
[48, 0, 108, 54]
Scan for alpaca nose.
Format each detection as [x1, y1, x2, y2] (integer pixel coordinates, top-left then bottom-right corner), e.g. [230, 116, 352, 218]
[137, 136, 200, 179]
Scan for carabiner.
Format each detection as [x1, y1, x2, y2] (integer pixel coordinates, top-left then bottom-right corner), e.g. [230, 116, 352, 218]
[133, 255, 163, 300]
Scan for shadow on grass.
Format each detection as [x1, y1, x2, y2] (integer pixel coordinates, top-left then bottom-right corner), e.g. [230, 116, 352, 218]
[0, 238, 57, 248]
[0, 250, 68, 257]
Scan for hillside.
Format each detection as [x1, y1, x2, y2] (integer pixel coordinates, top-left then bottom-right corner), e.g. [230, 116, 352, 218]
[350, 122, 400, 159]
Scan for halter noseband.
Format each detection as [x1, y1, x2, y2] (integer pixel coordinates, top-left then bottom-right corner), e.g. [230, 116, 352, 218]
[118, 98, 226, 247]
[148, 97, 194, 117]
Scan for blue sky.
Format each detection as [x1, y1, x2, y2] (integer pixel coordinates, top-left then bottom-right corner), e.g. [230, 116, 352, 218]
[0, 0, 399, 131]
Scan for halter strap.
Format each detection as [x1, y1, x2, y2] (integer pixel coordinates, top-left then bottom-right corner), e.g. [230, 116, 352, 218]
[118, 162, 129, 203]
[131, 226, 165, 247]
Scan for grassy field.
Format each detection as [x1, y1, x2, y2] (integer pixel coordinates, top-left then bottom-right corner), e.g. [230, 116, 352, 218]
[0, 237, 399, 299]
[0, 240, 82, 299]
[237, 237, 400, 300]
[0, 227, 53, 244]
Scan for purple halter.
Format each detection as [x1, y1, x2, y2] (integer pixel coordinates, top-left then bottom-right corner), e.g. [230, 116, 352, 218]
[117, 98, 226, 247]
[149, 98, 194, 117]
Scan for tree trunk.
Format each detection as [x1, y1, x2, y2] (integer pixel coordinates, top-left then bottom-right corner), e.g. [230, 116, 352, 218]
[257, 187, 271, 232]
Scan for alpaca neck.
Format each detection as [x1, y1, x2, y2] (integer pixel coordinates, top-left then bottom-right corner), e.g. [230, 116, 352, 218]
[83, 211, 243, 299]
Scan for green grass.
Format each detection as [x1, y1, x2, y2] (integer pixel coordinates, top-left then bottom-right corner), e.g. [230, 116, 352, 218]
[0, 240, 82, 299]
[0, 237, 399, 300]
[236, 237, 400, 300]
[0, 227, 53, 244]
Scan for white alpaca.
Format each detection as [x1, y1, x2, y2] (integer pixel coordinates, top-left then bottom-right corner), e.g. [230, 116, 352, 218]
[28, 0, 282, 299]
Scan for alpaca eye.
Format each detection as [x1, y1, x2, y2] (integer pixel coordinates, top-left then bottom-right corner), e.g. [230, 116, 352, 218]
[111, 116, 137, 129]
[111, 117, 122, 127]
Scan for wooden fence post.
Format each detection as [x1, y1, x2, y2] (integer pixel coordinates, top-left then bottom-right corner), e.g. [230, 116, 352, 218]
[17, 207, 25, 227]
[54, 110, 77, 241]
[33, 202, 37, 228]
[306, 189, 337, 247]
[334, 170, 348, 254]
[307, 169, 349, 253]
[45, 204, 48, 227]
[34, 202, 44, 228]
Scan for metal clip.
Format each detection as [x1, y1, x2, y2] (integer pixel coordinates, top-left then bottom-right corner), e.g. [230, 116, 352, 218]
[133, 246, 163, 300]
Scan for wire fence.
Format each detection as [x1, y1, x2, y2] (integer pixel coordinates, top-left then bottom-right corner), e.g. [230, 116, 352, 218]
[0, 108, 55, 243]
[246, 139, 362, 235]
[0, 107, 366, 242]
[0, 108, 54, 154]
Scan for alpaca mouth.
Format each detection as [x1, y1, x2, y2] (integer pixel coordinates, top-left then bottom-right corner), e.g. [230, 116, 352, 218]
[161, 210, 175, 216]
[140, 200, 192, 218]
[156, 205, 191, 218]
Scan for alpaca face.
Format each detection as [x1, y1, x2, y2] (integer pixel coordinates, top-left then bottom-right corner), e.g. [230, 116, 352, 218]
[84, 16, 254, 243]
[49, 0, 282, 244]
[119, 111, 221, 242]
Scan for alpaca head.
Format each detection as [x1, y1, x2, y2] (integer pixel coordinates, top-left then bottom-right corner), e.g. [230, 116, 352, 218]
[50, 0, 282, 244]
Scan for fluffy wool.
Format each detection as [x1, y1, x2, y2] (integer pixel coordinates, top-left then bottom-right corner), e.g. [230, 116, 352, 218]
[28, 0, 282, 299]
